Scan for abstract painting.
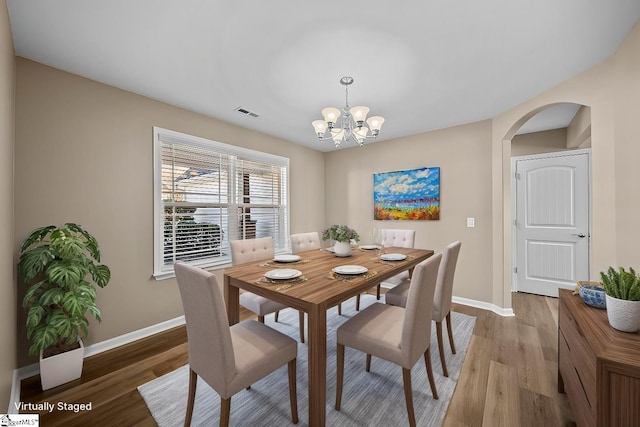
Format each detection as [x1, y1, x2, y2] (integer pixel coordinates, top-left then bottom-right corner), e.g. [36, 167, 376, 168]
[373, 167, 440, 220]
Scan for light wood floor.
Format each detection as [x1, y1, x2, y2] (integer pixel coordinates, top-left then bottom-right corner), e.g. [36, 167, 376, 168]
[20, 291, 575, 426]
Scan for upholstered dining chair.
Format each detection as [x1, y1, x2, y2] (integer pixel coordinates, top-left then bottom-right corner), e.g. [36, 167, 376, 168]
[230, 237, 305, 343]
[355, 228, 416, 311]
[385, 240, 462, 377]
[335, 253, 442, 427]
[174, 262, 299, 427]
[290, 231, 322, 253]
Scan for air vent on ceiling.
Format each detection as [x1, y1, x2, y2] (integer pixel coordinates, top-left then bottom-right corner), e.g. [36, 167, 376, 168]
[234, 107, 259, 118]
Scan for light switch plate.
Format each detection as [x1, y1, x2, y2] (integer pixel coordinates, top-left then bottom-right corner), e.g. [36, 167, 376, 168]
[467, 217, 475, 228]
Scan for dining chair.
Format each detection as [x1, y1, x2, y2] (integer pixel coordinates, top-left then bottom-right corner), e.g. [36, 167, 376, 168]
[230, 237, 305, 343]
[355, 228, 416, 311]
[174, 262, 299, 427]
[385, 240, 462, 377]
[335, 253, 442, 427]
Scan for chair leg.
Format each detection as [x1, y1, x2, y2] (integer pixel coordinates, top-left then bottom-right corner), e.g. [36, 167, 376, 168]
[402, 368, 416, 427]
[288, 359, 299, 424]
[258, 315, 265, 323]
[435, 321, 449, 377]
[376, 284, 381, 300]
[365, 354, 372, 372]
[335, 343, 345, 410]
[355, 294, 361, 311]
[184, 368, 197, 427]
[423, 348, 439, 399]
[446, 311, 456, 354]
[338, 302, 342, 315]
[298, 311, 305, 344]
[275, 310, 279, 322]
[220, 397, 231, 427]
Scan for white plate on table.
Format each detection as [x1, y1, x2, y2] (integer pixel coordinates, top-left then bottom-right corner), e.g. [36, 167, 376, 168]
[380, 253, 407, 261]
[265, 269, 302, 280]
[273, 254, 301, 263]
[332, 265, 368, 275]
[359, 245, 379, 250]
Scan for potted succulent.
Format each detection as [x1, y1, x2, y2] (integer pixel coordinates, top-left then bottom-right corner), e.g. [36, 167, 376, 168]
[322, 225, 359, 257]
[600, 266, 640, 332]
[18, 223, 111, 390]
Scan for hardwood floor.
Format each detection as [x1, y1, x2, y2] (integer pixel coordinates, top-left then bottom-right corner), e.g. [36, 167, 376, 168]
[19, 292, 575, 426]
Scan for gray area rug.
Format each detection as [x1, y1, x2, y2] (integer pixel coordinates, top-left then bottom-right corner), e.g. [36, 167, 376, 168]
[138, 294, 476, 426]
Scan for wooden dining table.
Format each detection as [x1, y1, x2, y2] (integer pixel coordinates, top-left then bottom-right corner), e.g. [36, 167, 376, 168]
[223, 245, 434, 426]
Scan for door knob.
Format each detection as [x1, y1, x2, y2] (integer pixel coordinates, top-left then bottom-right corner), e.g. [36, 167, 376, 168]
[572, 233, 586, 238]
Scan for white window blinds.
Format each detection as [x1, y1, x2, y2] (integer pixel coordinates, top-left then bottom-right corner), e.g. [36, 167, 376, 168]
[153, 127, 289, 278]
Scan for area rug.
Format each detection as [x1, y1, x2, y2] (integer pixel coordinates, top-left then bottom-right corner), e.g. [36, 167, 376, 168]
[138, 294, 476, 426]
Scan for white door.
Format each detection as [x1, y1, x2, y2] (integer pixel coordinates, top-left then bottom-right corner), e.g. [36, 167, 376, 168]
[514, 151, 590, 297]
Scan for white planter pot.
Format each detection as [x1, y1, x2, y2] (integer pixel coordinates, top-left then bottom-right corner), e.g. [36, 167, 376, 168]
[605, 295, 640, 333]
[333, 241, 352, 257]
[39, 339, 84, 390]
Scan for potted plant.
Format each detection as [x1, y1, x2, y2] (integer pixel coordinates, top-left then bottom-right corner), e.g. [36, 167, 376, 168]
[322, 225, 359, 257]
[599, 266, 640, 332]
[18, 223, 111, 390]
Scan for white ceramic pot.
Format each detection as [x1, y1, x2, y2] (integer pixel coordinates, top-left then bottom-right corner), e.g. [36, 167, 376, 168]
[39, 339, 84, 390]
[605, 294, 640, 333]
[333, 241, 352, 257]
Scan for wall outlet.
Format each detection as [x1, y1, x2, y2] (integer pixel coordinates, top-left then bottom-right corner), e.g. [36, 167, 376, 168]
[467, 217, 475, 228]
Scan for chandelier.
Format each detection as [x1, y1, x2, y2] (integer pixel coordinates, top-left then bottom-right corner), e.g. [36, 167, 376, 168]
[312, 76, 385, 147]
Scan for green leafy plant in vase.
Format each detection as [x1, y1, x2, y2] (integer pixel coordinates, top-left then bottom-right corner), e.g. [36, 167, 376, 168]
[322, 225, 359, 257]
[18, 223, 111, 389]
[599, 266, 640, 332]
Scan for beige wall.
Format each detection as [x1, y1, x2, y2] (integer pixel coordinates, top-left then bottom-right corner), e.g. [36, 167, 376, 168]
[492, 20, 640, 309]
[324, 120, 494, 304]
[13, 59, 325, 367]
[511, 128, 569, 157]
[0, 0, 15, 410]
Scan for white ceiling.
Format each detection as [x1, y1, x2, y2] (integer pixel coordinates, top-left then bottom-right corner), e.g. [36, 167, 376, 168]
[7, 1, 640, 152]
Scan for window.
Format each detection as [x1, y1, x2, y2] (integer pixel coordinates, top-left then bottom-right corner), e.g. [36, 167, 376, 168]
[153, 127, 289, 278]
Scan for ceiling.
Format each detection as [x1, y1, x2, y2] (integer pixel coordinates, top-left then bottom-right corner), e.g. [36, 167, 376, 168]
[7, 1, 640, 152]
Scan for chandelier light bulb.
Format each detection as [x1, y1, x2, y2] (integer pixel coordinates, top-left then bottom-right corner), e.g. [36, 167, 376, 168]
[350, 106, 370, 126]
[366, 116, 385, 135]
[312, 120, 328, 136]
[321, 107, 341, 125]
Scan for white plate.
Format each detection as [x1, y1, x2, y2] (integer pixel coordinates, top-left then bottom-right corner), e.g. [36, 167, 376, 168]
[359, 245, 379, 250]
[273, 254, 301, 263]
[332, 265, 368, 275]
[380, 253, 407, 261]
[265, 269, 302, 280]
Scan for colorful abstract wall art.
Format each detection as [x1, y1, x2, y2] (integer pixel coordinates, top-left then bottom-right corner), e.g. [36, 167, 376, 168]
[373, 167, 440, 220]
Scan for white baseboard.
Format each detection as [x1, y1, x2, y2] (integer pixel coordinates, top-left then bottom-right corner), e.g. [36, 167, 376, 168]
[379, 283, 516, 317]
[8, 315, 186, 414]
[452, 296, 515, 317]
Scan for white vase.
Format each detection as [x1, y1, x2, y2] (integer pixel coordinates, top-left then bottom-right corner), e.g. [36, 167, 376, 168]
[39, 339, 85, 390]
[333, 241, 352, 257]
[605, 294, 640, 333]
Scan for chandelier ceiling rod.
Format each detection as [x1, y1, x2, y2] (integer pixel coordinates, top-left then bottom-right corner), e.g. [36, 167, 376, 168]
[312, 76, 385, 148]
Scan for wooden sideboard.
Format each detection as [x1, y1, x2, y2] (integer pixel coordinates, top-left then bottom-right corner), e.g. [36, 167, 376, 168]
[558, 289, 640, 427]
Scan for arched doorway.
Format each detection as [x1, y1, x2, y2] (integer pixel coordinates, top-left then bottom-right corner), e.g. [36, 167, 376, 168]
[506, 102, 591, 297]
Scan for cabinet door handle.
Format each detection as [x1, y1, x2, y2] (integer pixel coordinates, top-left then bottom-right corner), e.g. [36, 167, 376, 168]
[572, 233, 586, 238]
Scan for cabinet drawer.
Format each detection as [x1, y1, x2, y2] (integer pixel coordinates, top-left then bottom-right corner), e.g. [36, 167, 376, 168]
[559, 329, 595, 427]
[559, 299, 597, 399]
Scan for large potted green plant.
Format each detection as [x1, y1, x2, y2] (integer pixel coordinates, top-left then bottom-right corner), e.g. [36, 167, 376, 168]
[18, 223, 111, 390]
[600, 266, 640, 332]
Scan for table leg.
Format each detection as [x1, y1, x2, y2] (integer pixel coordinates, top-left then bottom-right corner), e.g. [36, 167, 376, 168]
[307, 304, 327, 426]
[224, 276, 240, 325]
